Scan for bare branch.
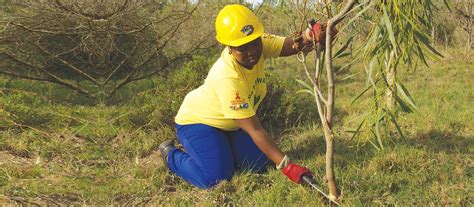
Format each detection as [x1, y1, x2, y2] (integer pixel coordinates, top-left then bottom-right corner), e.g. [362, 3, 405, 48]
[104, 38, 139, 85]
[2, 52, 93, 96]
[325, 0, 358, 123]
[34, 41, 100, 85]
[0, 70, 48, 82]
[11, 22, 85, 35]
[54, 0, 130, 20]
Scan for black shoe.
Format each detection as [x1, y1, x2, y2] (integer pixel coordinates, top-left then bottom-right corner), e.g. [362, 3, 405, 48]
[159, 140, 175, 166]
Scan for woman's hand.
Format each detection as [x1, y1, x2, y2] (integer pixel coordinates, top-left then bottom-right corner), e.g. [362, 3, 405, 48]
[280, 19, 338, 57]
[281, 162, 313, 184]
[304, 19, 338, 46]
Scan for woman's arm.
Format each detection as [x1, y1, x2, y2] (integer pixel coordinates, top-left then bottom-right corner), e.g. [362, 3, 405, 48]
[279, 37, 308, 57]
[234, 116, 285, 165]
[235, 116, 313, 184]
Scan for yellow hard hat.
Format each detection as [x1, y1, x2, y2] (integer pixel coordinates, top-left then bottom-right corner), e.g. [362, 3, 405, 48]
[215, 4, 264, 47]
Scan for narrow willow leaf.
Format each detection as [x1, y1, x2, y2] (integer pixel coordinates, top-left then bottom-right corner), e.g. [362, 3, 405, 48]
[296, 89, 315, 96]
[349, 117, 366, 141]
[382, 7, 398, 54]
[374, 121, 384, 150]
[351, 83, 372, 105]
[335, 53, 351, 58]
[367, 56, 378, 88]
[295, 79, 313, 91]
[414, 31, 444, 57]
[339, 51, 363, 72]
[342, 72, 359, 80]
[334, 36, 354, 58]
[339, 0, 373, 33]
[363, 25, 381, 56]
[395, 95, 414, 113]
[375, 112, 385, 150]
[416, 44, 429, 66]
[398, 10, 428, 42]
[387, 110, 406, 139]
[396, 81, 418, 110]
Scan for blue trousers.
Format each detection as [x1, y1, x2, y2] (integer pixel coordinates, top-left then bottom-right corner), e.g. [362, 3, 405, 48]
[166, 124, 269, 189]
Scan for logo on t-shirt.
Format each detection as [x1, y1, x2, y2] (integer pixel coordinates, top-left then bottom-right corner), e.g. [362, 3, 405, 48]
[230, 92, 249, 111]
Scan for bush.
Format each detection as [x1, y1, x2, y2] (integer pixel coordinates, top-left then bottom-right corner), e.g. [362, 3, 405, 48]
[116, 54, 215, 129]
[257, 72, 316, 134]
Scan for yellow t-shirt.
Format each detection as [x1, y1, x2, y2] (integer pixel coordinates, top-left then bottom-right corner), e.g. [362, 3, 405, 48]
[175, 34, 285, 131]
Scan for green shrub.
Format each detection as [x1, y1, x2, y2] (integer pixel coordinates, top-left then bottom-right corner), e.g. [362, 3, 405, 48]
[258, 73, 316, 134]
[117, 54, 214, 129]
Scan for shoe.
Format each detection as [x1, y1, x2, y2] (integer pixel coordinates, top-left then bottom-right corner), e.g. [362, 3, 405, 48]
[159, 140, 175, 166]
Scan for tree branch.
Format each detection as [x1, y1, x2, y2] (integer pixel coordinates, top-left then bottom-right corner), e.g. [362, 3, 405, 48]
[34, 41, 100, 85]
[11, 22, 85, 35]
[1, 52, 93, 97]
[104, 38, 139, 85]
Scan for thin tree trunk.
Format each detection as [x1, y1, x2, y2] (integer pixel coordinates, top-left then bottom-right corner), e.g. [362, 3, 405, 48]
[321, 0, 357, 200]
[312, 50, 337, 200]
[324, 21, 338, 199]
[298, 0, 357, 202]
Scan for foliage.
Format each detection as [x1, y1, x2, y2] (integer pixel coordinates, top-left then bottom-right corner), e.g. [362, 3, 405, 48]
[113, 53, 216, 129]
[345, 0, 444, 149]
[258, 72, 316, 135]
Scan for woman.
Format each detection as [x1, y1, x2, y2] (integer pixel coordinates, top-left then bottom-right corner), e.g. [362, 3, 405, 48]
[160, 4, 325, 189]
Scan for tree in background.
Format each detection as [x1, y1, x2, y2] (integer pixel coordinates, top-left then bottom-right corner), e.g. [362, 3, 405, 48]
[0, 0, 215, 100]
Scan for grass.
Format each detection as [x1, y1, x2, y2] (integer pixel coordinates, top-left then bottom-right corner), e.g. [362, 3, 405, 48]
[0, 50, 473, 205]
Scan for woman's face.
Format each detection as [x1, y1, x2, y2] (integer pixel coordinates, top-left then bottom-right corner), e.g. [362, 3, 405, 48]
[229, 37, 263, 69]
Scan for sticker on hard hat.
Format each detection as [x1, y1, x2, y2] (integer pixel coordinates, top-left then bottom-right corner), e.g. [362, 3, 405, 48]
[241, 25, 254, 36]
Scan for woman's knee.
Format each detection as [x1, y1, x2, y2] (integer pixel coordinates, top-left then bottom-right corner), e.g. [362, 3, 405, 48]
[195, 169, 233, 189]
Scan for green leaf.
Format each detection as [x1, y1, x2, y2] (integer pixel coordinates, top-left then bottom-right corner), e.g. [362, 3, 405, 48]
[387, 110, 406, 139]
[334, 36, 354, 58]
[396, 81, 418, 110]
[394, 95, 414, 113]
[351, 83, 372, 105]
[340, 1, 373, 33]
[367, 56, 379, 90]
[295, 79, 313, 91]
[295, 79, 315, 97]
[382, 6, 398, 54]
[342, 72, 359, 81]
[349, 117, 366, 141]
[416, 44, 429, 67]
[375, 111, 385, 150]
[296, 89, 315, 96]
[414, 31, 444, 57]
[338, 53, 362, 72]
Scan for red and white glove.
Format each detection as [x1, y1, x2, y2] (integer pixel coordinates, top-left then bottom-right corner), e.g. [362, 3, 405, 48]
[304, 19, 338, 46]
[278, 155, 313, 184]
